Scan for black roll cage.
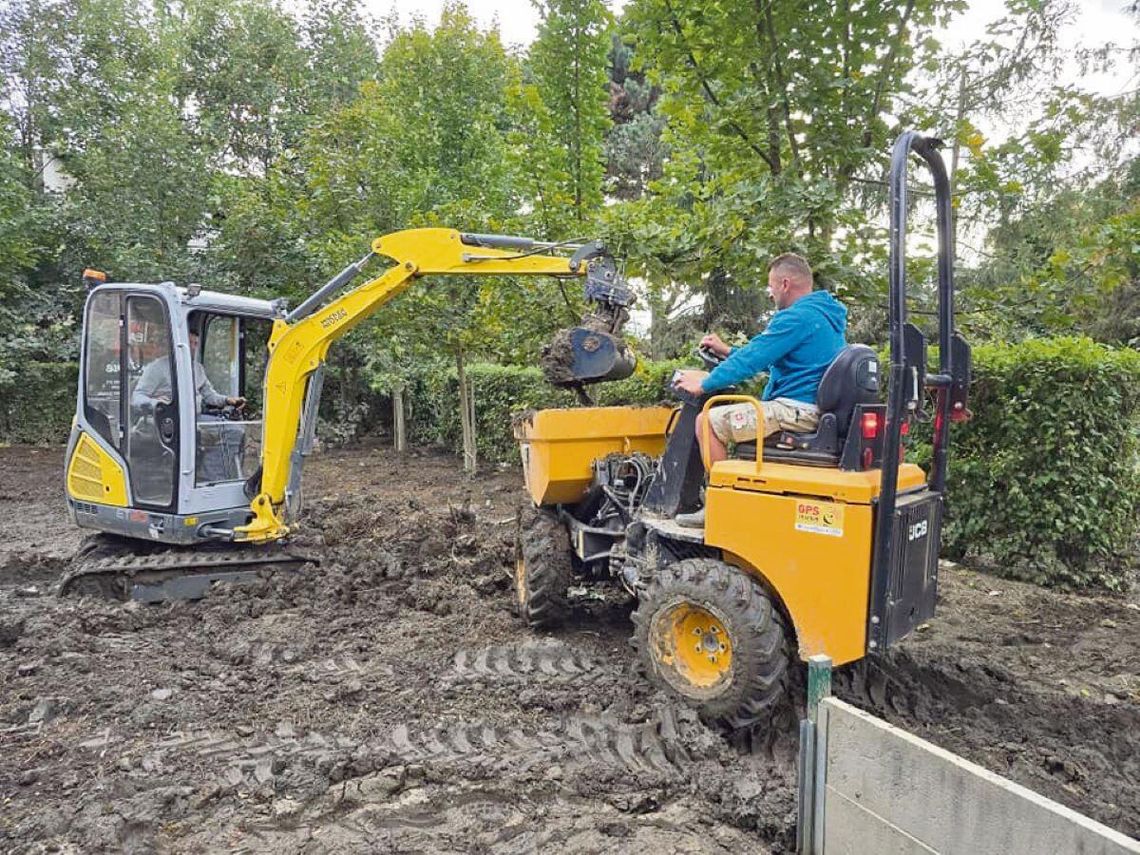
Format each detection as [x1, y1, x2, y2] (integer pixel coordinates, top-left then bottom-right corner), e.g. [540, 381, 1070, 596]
[867, 132, 972, 651]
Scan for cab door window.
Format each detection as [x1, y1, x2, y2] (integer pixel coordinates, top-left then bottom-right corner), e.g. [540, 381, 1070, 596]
[201, 315, 239, 400]
[190, 312, 268, 485]
[126, 296, 177, 506]
[83, 291, 122, 449]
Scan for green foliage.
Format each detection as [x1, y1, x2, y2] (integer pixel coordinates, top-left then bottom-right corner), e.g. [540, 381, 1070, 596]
[912, 338, 1140, 590]
[0, 362, 78, 444]
[397, 357, 683, 463]
[523, 0, 613, 231]
[959, 166, 1140, 345]
[612, 0, 964, 338]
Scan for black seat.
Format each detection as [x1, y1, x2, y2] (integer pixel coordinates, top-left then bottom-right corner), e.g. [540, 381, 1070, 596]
[734, 344, 880, 466]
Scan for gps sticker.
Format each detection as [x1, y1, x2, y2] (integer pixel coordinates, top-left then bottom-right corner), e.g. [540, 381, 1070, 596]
[795, 501, 845, 537]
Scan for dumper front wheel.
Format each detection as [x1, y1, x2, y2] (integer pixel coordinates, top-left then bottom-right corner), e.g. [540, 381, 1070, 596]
[631, 558, 789, 730]
[515, 506, 573, 629]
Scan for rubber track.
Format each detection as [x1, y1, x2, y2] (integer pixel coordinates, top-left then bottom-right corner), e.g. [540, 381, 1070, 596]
[59, 535, 317, 598]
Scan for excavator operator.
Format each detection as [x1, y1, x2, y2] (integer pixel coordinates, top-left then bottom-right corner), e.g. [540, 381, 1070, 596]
[133, 328, 248, 482]
[672, 253, 848, 527]
[132, 330, 246, 414]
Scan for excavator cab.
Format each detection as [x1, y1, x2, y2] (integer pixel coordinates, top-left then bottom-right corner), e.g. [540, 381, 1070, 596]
[69, 281, 278, 544]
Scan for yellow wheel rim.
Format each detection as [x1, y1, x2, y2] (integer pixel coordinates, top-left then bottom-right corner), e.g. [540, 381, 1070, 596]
[651, 602, 733, 695]
[515, 557, 528, 606]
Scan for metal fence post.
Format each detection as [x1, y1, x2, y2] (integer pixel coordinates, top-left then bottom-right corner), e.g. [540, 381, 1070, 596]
[797, 655, 833, 855]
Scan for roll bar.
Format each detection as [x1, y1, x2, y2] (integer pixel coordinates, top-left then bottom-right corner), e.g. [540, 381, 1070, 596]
[868, 132, 972, 651]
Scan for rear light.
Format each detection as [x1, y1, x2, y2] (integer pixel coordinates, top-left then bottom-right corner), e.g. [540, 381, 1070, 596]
[862, 411, 880, 439]
[900, 419, 910, 436]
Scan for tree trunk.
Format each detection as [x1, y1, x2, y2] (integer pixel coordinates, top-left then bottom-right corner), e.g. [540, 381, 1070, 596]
[456, 349, 477, 474]
[392, 382, 406, 454]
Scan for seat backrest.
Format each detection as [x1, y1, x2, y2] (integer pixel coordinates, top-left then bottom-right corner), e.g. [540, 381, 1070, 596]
[815, 344, 880, 436]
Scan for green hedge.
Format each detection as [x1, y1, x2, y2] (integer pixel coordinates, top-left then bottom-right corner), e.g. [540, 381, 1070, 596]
[0, 362, 79, 444]
[910, 337, 1140, 590]
[399, 340, 1139, 590]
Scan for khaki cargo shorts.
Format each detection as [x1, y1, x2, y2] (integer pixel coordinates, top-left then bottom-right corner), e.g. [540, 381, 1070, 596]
[707, 398, 820, 443]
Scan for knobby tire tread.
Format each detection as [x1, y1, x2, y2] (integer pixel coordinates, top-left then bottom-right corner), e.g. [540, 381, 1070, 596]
[631, 557, 790, 731]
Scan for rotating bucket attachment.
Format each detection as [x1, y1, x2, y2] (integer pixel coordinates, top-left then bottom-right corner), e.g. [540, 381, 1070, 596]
[541, 255, 637, 392]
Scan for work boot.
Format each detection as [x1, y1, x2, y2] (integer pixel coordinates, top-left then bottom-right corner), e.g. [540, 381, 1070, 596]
[675, 507, 705, 528]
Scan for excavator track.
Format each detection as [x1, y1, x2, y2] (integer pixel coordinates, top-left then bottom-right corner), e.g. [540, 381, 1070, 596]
[60, 534, 318, 603]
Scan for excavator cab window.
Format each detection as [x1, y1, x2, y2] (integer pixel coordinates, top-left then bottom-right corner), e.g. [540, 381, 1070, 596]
[125, 295, 179, 507]
[189, 311, 269, 486]
[82, 290, 123, 450]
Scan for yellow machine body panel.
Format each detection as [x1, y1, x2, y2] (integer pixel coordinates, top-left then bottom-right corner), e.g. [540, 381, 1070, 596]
[66, 432, 129, 507]
[708, 459, 927, 504]
[515, 406, 673, 505]
[703, 460, 928, 667]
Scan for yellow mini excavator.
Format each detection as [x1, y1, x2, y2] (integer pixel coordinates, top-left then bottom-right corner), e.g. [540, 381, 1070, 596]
[64, 229, 636, 600]
[513, 132, 973, 729]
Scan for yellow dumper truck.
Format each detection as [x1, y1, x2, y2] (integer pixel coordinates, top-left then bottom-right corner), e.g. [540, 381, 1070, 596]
[514, 132, 972, 729]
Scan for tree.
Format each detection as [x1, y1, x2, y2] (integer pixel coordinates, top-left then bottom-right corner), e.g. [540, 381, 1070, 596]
[517, 0, 613, 232]
[909, 2, 1140, 343]
[607, 0, 965, 352]
[604, 30, 666, 201]
[290, 3, 555, 467]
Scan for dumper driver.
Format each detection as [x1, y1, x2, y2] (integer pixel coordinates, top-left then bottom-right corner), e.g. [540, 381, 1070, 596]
[672, 253, 848, 527]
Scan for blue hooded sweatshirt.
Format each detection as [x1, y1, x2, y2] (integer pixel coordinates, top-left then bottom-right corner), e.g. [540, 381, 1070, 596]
[701, 290, 848, 403]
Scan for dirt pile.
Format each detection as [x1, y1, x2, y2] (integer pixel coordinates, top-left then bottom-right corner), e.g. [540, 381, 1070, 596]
[1, 444, 1137, 853]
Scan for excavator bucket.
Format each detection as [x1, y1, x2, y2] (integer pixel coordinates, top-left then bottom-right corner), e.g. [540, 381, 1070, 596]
[542, 326, 636, 386]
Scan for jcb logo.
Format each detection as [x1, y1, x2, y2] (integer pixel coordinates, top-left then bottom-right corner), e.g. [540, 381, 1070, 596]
[908, 520, 928, 542]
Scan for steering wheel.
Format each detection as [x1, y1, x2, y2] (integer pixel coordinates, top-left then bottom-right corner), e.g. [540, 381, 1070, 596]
[668, 343, 737, 407]
[695, 345, 726, 370]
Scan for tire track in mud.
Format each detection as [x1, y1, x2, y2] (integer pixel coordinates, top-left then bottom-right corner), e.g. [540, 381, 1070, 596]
[213, 636, 397, 685]
[151, 701, 708, 795]
[448, 639, 605, 685]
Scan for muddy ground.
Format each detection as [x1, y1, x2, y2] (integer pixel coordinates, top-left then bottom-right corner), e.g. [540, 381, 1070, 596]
[0, 443, 1137, 853]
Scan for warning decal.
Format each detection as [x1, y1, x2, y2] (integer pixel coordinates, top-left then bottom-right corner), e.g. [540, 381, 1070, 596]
[794, 501, 845, 537]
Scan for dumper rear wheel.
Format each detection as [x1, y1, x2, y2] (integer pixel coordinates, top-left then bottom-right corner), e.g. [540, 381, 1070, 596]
[515, 506, 573, 629]
[631, 558, 789, 730]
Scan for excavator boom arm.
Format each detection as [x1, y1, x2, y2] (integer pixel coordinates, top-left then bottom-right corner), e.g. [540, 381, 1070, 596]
[236, 228, 591, 543]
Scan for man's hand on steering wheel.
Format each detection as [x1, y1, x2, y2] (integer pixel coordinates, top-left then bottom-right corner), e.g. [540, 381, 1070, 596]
[225, 396, 246, 410]
[699, 333, 731, 358]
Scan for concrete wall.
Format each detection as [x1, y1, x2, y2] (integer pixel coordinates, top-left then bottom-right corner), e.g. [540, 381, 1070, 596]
[819, 698, 1140, 855]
